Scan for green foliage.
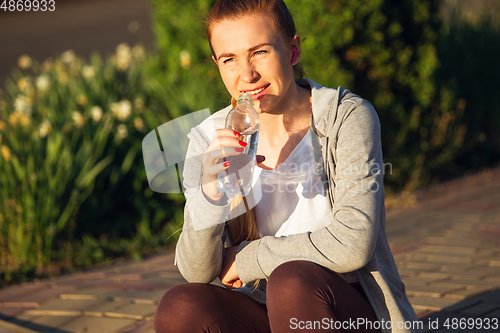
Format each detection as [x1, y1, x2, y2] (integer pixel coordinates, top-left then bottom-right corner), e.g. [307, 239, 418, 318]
[146, 0, 229, 114]
[439, 16, 500, 170]
[286, 0, 468, 191]
[0, 45, 183, 280]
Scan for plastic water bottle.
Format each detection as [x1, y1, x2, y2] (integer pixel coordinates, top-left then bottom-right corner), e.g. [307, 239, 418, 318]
[217, 93, 259, 198]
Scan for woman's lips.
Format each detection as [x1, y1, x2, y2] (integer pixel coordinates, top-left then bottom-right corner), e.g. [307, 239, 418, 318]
[250, 84, 270, 100]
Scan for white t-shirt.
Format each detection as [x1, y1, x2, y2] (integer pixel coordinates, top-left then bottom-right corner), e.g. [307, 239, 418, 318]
[248, 129, 359, 284]
[251, 129, 332, 238]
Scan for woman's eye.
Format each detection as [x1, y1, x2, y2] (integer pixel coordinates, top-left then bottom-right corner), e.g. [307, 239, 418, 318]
[254, 50, 267, 56]
[223, 58, 235, 64]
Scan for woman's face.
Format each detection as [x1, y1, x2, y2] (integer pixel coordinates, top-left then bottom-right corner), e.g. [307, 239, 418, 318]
[210, 13, 299, 114]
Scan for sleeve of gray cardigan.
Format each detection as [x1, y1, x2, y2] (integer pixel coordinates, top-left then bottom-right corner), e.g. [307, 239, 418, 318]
[174, 126, 232, 283]
[235, 99, 384, 284]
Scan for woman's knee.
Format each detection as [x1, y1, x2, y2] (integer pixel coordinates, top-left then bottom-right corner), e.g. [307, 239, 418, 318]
[154, 283, 221, 333]
[268, 261, 327, 291]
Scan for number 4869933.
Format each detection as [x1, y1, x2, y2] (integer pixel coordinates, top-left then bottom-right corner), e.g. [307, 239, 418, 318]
[1, 0, 56, 11]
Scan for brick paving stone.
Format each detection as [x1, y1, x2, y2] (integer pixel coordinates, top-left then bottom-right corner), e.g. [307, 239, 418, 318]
[0, 308, 26, 317]
[443, 287, 495, 300]
[10, 285, 78, 305]
[30, 298, 103, 312]
[94, 281, 173, 291]
[417, 245, 477, 255]
[459, 302, 500, 317]
[483, 276, 500, 283]
[405, 262, 443, 270]
[426, 237, 485, 247]
[15, 313, 77, 331]
[82, 300, 131, 313]
[107, 303, 157, 318]
[406, 285, 463, 298]
[59, 316, 136, 333]
[106, 274, 143, 281]
[444, 230, 479, 238]
[438, 265, 479, 274]
[418, 272, 453, 280]
[0, 318, 38, 333]
[401, 277, 441, 286]
[429, 280, 499, 289]
[442, 300, 481, 314]
[483, 308, 500, 318]
[60, 289, 168, 303]
[139, 276, 186, 287]
[451, 222, 479, 231]
[408, 296, 459, 311]
[466, 266, 500, 276]
[119, 320, 154, 333]
[474, 290, 500, 303]
[0, 284, 48, 303]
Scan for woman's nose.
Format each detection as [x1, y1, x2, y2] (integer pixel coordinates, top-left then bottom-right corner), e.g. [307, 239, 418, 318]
[239, 61, 259, 83]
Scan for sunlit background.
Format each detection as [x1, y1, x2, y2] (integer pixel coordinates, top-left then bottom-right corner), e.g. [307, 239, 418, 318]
[0, 0, 499, 286]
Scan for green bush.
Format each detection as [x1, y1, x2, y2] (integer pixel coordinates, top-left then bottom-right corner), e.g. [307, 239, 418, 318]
[287, 0, 471, 192]
[0, 45, 183, 283]
[439, 15, 500, 170]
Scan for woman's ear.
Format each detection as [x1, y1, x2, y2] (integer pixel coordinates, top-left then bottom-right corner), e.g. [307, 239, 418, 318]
[290, 34, 301, 65]
[291, 47, 298, 64]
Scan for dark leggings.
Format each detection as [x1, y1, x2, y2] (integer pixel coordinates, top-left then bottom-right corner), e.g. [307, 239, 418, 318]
[154, 261, 379, 332]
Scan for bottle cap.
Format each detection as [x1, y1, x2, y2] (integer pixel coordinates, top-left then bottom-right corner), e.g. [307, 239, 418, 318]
[237, 93, 254, 106]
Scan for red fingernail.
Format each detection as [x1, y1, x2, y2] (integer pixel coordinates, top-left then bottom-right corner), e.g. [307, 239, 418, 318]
[224, 161, 230, 167]
[239, 140, 247, 147]
[234, 131, 241, 137]
[235, 147, 244, 152]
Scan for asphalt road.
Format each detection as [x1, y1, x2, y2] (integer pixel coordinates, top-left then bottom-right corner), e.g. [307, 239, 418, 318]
[0, 0, 155, 88]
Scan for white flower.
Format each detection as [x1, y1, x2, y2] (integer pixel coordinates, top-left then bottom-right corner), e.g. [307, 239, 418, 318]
[39, 120, 52, 138]
[115, 124, 128, 144]
[110, 100, 132, 122]
[91, 106, 103, 123]
[180, 50, 191, 69]
[76, 95, 88, 107]
[0, 145, 11, 162]
[61, 50, 76, 65]
[117, 124, 128, 138]
[72, 111, 85, 128]
[36, 74, 51, 93]
[133, 117, 144, 132]
[14, 95, 32, 116]
[42, 59, 53, 72]
[132, 45, 146, 60]
[17, 78, 31, 92]
[115, 43, 132, 71]
[18, 55, 32, 69]
[134, 98, 144, 109]
[82, 65, 96, 80]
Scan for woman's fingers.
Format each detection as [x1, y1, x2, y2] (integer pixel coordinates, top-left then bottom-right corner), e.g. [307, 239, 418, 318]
[205, 146, 244, 164]
[200, 129, 245, 202]
[206, 159, 231, 177]
[213, 128, 242, 140]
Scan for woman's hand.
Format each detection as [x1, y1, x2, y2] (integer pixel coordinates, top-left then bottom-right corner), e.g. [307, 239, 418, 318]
[201, 129, 245, 203]
[219, 246, 242, 289]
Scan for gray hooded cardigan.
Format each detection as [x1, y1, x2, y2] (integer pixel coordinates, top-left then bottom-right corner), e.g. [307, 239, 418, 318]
[175, 79, 420, 333]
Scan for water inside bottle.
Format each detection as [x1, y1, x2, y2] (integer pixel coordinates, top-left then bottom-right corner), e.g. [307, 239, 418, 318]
[217, 129, 259, 198]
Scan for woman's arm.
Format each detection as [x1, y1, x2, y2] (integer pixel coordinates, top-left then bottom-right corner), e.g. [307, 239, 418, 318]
[175, 126, 232, 283]
[235, 98, 384, 284]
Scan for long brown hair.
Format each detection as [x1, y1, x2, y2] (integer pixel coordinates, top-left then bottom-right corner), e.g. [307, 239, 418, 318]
[206, 0, 303, 246]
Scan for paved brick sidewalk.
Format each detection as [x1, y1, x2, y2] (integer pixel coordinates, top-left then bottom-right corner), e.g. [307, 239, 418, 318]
[1, 167, 499, 332]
